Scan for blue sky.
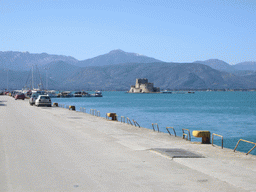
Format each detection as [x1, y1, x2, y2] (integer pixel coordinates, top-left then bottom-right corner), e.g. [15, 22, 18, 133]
[0, 0, 255, 64]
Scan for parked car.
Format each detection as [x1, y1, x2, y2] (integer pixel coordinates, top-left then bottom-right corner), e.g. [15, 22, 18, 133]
[29, 94, 39, 105]
[35, 95, 51, 107]
[15, 93, 25, 100]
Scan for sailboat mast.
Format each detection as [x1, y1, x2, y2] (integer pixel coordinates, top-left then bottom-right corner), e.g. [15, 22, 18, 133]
[32, 65, 34, 89]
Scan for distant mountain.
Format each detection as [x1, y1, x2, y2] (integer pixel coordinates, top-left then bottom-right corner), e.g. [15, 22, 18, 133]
[233, 61, 256, 71]
[61, 63, 255, 90]
[1, 62, 255, 90]
[0, 68, 30, 90]
[0, 51, 78, 71]
[76, 49, 163, 67]
[194, 59, 236, 72]
[41, 61, 81, 82]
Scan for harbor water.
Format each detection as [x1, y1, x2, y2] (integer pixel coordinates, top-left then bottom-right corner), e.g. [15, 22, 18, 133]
[52, 91, 256, 155]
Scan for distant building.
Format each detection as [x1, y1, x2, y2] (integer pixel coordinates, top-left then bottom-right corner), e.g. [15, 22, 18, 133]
[128, 78, 160, 93]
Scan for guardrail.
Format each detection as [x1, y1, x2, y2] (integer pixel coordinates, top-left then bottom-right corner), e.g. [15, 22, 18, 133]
[90, 109, 97, 116]
[80, 107, 86, 113]
[152, 123, 159, 132]
[59, 104, 65, 108]
[234, 139, 256, 155]
[126, 117, 133, 125]
[166, 127, 176, 137]
[182, 129, 191, 141]
[212, 133, 223, 149]
[121, 116, 125, 123]
[132, 119, 141, 128]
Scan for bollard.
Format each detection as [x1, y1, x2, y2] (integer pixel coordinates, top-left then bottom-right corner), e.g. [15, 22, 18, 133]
[69, 105, 76, 111]
[192, 130, 211, 144]
[106, 113, 117, 121]
[53, 103, 58, 107]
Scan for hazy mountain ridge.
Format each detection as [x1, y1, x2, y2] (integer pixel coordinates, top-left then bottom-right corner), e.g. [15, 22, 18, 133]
[1, 50, 256, 90]
[193, 59, 236, 72]
[0, 51, 78, 71]
[233, 61, 256, 71]
[61, 62, 256, 90]
[76, 49, 162, 67]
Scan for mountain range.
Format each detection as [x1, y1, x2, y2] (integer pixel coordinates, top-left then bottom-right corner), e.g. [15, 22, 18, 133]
[0, 50, 256, 90]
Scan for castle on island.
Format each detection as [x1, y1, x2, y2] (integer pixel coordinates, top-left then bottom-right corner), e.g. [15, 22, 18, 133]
[128, 78, 160, 93]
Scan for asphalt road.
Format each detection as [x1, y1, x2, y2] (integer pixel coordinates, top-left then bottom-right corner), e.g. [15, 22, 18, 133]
[0, 96, 255, 191]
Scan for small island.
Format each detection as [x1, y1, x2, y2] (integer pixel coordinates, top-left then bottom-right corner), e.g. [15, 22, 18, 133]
[128, 78, 160, 93]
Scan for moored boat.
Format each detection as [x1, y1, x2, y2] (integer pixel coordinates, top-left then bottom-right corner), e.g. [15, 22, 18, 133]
[73, 91, 82, 97]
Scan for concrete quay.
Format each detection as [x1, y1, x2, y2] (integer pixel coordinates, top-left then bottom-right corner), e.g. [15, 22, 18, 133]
[0, 95, 255, 192]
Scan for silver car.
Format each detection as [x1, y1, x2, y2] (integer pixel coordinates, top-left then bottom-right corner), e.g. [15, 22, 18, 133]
[35, 95, 52, 107]
[29, 94, 39, 105]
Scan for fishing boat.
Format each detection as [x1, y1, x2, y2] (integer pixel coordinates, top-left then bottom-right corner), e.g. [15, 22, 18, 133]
[89, 91, 103, 97]
[58, 91, 73, 98]
[73, 91, 82, 97]
[162, 90, 172, 94]
[46, 90, 58, 98]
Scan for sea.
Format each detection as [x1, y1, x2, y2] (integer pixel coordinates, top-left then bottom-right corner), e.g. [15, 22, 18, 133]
[51, 91, 256, 156]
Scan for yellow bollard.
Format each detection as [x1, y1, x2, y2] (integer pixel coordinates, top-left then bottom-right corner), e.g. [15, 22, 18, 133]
[192, 130, 211, 144]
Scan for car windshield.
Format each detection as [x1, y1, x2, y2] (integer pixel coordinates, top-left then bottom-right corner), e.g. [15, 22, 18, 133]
[41, 96, 50, 99]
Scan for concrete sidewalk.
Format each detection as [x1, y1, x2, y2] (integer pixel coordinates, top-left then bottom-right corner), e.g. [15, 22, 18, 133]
[0, 96, 255, 191]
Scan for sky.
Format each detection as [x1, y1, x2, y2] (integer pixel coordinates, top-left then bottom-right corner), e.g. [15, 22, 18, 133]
[0, 0, 255, 64]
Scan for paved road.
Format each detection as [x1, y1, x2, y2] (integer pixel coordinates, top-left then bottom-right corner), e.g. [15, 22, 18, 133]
[0, 96, 255, 191]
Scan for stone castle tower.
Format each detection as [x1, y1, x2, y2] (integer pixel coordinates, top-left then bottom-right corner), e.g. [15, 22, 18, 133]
[128, 78, 160, 93]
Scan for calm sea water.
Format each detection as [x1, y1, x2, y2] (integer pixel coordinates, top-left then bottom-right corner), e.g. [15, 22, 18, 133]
[52, 91, 256, 155]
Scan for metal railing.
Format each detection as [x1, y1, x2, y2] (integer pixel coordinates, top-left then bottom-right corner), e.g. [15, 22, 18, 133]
[90, 109, 97, 116]
[182, 129, 191, 141]
[152, 123, 159, 132]
[80, 107, 86, 113]
[234, 139, 256, 155]
[212, 133, 223, 149]
[59, 104, 65, 108]
[132, 119, 141, 128]
[121, 116, 125, 123]
[166, 127, 176, 137]
[126, 117, 133, 125]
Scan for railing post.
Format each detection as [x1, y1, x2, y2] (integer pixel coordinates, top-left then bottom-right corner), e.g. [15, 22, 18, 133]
[234, 139, 256, 155]
[182, 129, 191, 141]
[166, 127, 176, 137]
[212, 133, 223, 149]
